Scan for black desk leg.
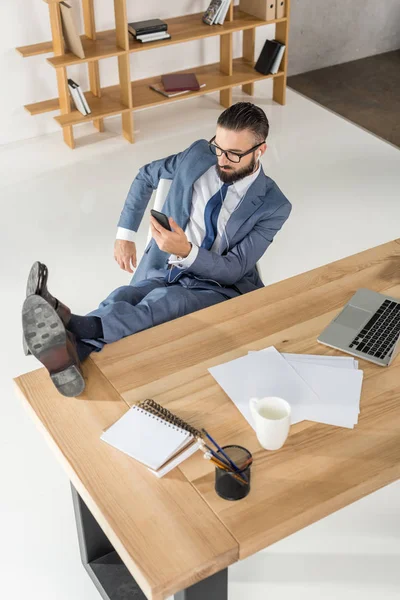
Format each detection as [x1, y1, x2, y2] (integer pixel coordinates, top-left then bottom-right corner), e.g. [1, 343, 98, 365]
[70, 484, 228, 600]
[70, 484, 146, 600]
[174, 569, 228, 600]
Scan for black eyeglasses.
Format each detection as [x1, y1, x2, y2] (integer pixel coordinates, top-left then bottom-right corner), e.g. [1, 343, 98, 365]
[208, 136, 264, 163]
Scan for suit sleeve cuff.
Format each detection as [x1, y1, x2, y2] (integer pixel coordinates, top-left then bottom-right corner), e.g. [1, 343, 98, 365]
[168, 244, 199, 269]
[116, 227, 136, 242]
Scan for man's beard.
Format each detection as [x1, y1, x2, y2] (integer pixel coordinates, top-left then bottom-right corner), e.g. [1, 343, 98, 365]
[216, 154, 257, 184]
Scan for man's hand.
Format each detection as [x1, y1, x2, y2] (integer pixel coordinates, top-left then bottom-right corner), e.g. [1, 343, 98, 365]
[150, 216, 191, 257]
[114, 239, 137, 273]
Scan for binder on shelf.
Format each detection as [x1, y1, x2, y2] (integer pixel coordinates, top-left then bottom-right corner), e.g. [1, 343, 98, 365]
[239, 0, 277, 21]
[276, 0, 286, 18]
[254, 39, 284, 75]
[59, 2, 85, 59]
[267, 0, 277, 20]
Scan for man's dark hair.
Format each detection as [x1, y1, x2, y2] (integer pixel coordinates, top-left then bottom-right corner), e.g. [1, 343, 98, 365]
[217, 102, 269, 143]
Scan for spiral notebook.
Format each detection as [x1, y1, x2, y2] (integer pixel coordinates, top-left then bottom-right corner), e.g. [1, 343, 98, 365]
[101, 399, 202, 477]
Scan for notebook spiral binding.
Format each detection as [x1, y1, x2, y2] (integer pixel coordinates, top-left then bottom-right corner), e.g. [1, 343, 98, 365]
[137, 399, 202, 439]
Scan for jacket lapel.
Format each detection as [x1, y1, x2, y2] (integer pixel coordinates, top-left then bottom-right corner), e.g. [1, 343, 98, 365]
[219, 168, 269, 254]
[163, 145, 216, 231]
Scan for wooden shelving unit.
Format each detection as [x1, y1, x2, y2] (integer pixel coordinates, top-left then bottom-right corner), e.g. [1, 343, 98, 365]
[16, 0, 291, 149]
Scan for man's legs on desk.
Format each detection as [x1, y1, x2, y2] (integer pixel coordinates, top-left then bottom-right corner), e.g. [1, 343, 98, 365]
[69, 277, 168, 362]
[22, 262, 232, 397]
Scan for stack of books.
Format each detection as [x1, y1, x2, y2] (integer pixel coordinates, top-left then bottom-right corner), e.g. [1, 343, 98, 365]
[150, 73, 206, 98]
[254, 39, 286, 75]
[202, 0, 231, 25]
[67, 79, 91, 116]
[128, 18, 170, 43]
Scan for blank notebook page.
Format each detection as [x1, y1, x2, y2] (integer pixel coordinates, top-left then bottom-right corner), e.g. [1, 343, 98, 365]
[101, 406, 193, 471]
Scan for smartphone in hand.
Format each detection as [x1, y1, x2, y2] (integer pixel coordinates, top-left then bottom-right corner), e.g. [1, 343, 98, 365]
[150, 209, 172, 231]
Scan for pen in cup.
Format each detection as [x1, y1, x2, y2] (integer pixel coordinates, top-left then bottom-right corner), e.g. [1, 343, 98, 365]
[203, 452, 248, 486]
[201, 428, 248, 482]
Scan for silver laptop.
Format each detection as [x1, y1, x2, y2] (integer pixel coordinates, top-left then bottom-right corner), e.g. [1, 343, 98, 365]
[318, 288, 400, 366]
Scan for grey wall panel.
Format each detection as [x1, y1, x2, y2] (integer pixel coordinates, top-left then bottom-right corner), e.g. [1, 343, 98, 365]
[288, 0, 400, 76]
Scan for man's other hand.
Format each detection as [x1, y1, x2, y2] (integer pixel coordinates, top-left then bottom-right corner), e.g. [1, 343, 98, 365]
[150, 217, 191, 257]
[114, 240, 137, 273]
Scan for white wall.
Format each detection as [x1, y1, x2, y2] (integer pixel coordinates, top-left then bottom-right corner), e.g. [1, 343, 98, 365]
[0, 0, 276, 146]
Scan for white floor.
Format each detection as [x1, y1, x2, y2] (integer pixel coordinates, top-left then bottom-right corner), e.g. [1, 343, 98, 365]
[2, 80, 400, 600]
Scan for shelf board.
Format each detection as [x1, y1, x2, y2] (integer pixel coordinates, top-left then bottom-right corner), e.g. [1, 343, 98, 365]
[26, 58, 284, 120]
[25, 98, 59, 116]
[129, 9, 286, 53]
[54, 87, 129, 127]
[16, 40, 54, 58]
[47, 30, 125, 68]
[21, 8, 285, 63]
[131, 58, 283, 110]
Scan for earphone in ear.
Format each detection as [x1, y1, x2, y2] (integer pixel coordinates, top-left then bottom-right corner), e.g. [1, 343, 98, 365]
[257, 151, 261, 160]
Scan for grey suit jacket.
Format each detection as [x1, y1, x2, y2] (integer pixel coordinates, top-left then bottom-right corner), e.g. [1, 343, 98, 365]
[118, 139, 292, 295]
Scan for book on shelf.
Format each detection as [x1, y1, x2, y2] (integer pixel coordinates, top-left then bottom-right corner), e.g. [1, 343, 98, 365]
[213, 0, 231, 25]
[67, 79, 91, 115]
[59, 1, 85, 59]
[136, 31, 171, 43]
[128, 18, 168, 36]
[202, 0, 224, 25]
[150, 82, 206, 98]
[100, 399, 202, 478]
[161, 73, 200, 92]
[255, 39, 285, 75]
[270, 43, 285, 73]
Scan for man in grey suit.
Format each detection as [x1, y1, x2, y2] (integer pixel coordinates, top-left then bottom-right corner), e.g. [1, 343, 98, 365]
[22, 103, 292, 397]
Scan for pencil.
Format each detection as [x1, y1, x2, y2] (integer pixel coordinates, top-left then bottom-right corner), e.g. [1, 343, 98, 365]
[207, 456, 248, 486]
[200, 447, 248, 485]
[202, 428, 248, 483]
[203, 442, 232, 468]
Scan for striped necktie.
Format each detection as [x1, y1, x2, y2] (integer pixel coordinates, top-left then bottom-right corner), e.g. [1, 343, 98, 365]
[201, 182, 232, 250]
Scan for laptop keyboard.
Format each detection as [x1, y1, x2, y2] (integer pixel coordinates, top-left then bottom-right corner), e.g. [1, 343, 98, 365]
[349, 299, 400, 360]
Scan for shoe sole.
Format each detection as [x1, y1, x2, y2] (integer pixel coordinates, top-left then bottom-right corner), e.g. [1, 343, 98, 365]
[26, 261, 42, 296]
[23, 262, 47, 356]
[22, 295, 85, 397]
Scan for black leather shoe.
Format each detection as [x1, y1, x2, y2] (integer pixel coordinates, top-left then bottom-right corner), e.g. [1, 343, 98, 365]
[22, 294, 85, 397]
[23, 262, 71, 356]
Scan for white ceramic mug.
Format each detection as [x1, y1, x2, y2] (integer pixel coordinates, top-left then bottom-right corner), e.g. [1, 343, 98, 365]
[249, 396, 291, 451]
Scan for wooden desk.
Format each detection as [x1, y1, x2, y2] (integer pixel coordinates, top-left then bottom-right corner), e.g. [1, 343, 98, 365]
[15, 239, 400, 600]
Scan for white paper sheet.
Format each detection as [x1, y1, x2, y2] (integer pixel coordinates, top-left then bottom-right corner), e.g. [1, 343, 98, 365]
[282, 353, 359, 370]
[249, 350, 363, 428]
[281, 361, 362, 428]
[208, 346, 319, 426]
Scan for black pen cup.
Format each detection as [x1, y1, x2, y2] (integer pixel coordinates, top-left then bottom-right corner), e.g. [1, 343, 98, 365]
[214, 445, 252, 501]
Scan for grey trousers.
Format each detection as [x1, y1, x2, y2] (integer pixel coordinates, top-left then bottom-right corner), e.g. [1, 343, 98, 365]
[84, 276, 237, 351]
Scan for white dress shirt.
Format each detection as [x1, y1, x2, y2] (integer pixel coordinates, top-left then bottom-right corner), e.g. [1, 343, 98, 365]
[116, 164, 260, 269]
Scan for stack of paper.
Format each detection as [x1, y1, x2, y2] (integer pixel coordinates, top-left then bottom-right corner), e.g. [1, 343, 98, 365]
[208, 347, 363, 429]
